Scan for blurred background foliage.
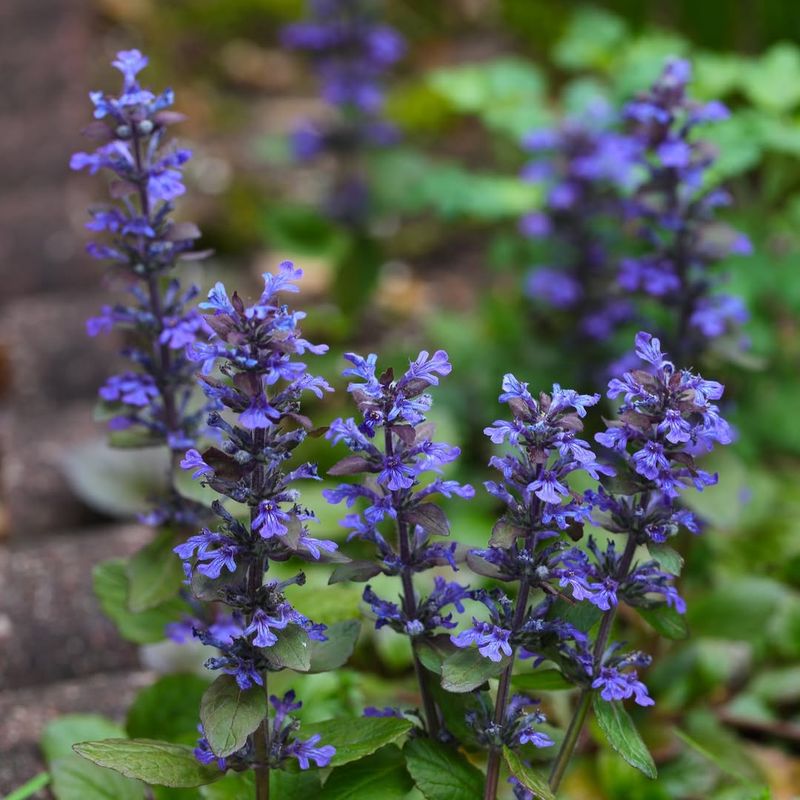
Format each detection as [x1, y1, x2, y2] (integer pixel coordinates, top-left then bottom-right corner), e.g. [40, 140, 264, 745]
[68, 1, 800, 797]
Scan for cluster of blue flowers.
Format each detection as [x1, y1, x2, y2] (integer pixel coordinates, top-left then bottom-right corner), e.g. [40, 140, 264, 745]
[520, 103, 638, 343]
[324, 348, 473, 735]
[521, 58, 751, 371]
[621, 58, 752, 360]
[72, 50, 211, 527]
[452, 330, 731, 798]
[175, 262, 336, 771]
[282, 0, 404, 223]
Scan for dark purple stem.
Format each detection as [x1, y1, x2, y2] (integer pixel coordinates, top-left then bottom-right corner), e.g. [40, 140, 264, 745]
[385, 427, 442, 739]
[249, 426, 270, 800]
[131, 128, 181, 477]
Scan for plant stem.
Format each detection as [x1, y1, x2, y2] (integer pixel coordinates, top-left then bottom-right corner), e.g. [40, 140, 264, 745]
[484, 576, 532, 800]
[131, 130, 181, 478]
[250, 427, 270, 800]
[385, 427, 441, 738]
[548, 689, 591, 792]
[548, 533, 639, 792]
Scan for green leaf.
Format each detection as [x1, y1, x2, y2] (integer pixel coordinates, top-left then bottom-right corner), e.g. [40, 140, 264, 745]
[415, 635, 457, 676]
[200, 675, 268, 758]
[42, 718, 144, 800]
[73, 739, 223, 788]
[318, 745, 412, 800]
[200, 769, 321, 799]
[751, 665, 800, 703]
[94, 559, 186, 644]
[371, 149, 540, 221]
[299, 717, 412, 767]
[552, 7, 628, 71]
[646, 544, 684, 576]
[548, 598, 602, 632]
[427, 58, 550, 138]
[263, 624, 311, 672]
[61, 439, 169, 517]
[328, 560, 382, 585]
[308, 619, 361, 673]
[680, 709, 764, 785]
[126, 532, 185, 612]
[441, 648, 507, 693]
[742, 43, 800, 112]
[511, 669, 572, 692]
[503, 747, 555, 800]
[126, 674, 211, 742]
[42, 715, 127, 763]
[636, 605, 689, 640]
[50, 756, 145, 800]
[4, 773, 51, 800]
[592, 696, 657, 779]
[687, 576, 784, 641]
[404, 738, 484, 800]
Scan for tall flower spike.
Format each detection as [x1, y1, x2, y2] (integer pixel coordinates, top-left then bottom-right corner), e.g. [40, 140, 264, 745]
[621, 57, 751, 363]
[455, 377, 610, 799]
[175, 263, 336, 789]
[547, 331, 732, 792]
[282, 0, 404, 224]
[519, 102, 639, 351]
[73, 49, 212, 529]
[324, 348, 474, 738]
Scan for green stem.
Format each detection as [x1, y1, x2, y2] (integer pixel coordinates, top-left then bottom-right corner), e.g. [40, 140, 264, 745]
[547, 689, 591, 792]
[548, 533, 639, 792]
[483, 577, 532, 800]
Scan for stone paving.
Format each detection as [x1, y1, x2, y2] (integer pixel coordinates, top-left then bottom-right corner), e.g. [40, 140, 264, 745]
[0, 0, 156, 792]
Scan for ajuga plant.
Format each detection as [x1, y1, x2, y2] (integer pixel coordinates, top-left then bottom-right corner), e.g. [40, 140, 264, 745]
[74, 264, 355, 799]
[621, 58, 752, 364]
[323, 349, 475, 738]
[517, 57, 752, 380]
[71, 50, 213, 628]
[282, 0, 404, 226]
[175, 263, 341, 792]
[447, 331, 730, 799]
[519, 102, 639, 371]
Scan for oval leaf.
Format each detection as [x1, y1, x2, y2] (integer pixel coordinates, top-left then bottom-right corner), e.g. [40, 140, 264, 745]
[127, 532, 185, 612]
[328, 455, 371, 476]
[73, 739, 223, 788]
[126, 674, 211, 742]
[328, 560, 382, 585]
[51, 755, 145, 800]
[503, 747, 555, 800]
[43, 715, 127, 763]
[404, 738, 484, 800]
[636, 605, 689, 640]
[511, 669, 572, 692]
[318, 745, 412, 800]
[93, 559, 186, 645]
[263, 625, 311, 672]
[308, 620, 361, 673]
[592, 696, 657, 779]
[200, 675, 267, 758]
[647, 544, 684, 576]
[404, 503, 450, 537]
[441, 649, 508, 693]
[299, 717, 412, 767]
